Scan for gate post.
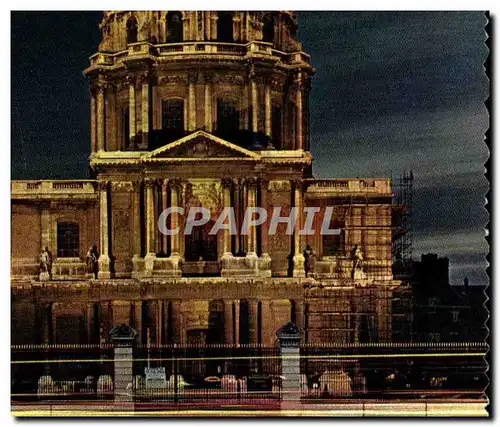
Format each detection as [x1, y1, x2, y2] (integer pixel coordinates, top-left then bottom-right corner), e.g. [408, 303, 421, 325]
[276, 322, 303, 407]
[110, 324, 137, 405]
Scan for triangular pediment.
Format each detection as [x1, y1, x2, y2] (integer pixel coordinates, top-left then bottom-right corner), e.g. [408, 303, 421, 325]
[143, 131, 261, 161]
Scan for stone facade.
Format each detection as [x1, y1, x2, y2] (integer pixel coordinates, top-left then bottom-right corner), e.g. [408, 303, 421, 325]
[11, 11, 400, 347]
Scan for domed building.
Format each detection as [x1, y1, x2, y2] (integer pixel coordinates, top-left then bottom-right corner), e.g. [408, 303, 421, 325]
[11, 11, 400, 347]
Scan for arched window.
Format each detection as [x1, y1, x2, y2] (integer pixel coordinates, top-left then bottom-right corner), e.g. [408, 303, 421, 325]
[262, 13, 275, 43]
[57, 222, 79, 258]
[217, 12, 233, 42]
[322, 218, 345, 256]
[161, 98, 185, 142]
[126, 16, 138, 44]
[216, 98, 239, 139]
[166, 11, 183, 42]
[271, 105, 282, 148]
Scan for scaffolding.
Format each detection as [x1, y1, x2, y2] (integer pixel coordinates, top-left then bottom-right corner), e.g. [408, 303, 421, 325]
[302, 171, 415, 344]
[392, 170, 414, 276]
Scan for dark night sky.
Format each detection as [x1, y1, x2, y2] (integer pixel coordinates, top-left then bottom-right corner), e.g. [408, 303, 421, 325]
[11, 11, 489, 286]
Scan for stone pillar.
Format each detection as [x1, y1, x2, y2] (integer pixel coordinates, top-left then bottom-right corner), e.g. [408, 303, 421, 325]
[223, 300, 234, 344]
[276, 322, 303, 404]
[87, 302, 95, 343]
[161, 180, 168, 255]
[141, 75, 149, 149]
[188, 74, 197, 131]
[260, 179, 270, 258]
[110, 324, 137, 404]
[295, 73, 303, 150]
[169, 180, 181, 257]
[133, 301, 142, 346]
[42, 303, 52, 345]
[292, 182, 305, 277]
[259, 300, 273, 346]
[132, 181, 143, 276]
[90, 89, 97, 153]
[251, 74, 258, 133]
[221, 179, 233, 257]
[264, 84, 271, 138]
[98, 182, 111, 279]
[204, 78, 213, 132]
[248, 299, 259, 344]
[40, 206, 51, 254]
[234, 180, 241, 255]
[233, 300, 240, 345]
[246, 179, 258, 257]
[96, 83, 106, 151]
[128, 77, 136, 149]
[144, 179, 156, 274]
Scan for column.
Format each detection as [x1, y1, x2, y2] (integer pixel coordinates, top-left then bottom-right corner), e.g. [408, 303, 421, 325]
[141, 74, 149, 148]
[134, 301, 142, 345]
[242, 184, 248, 253]
[295, 72, 303, 150]
[223, 300, 234, 344]
[188, 74, 196, 131]
[204, 78, 213, 132]
[260, 300, 272, 346]
[233, 300, 240, 344]
[161, 181, 168, 255]
[40, 205, 51, 251]
[248, 300, 259, 344]
[260, 179, 269, 257]
[90, 89, 97, 153]
[264, 84, 271, 138]
[221, 179, 233, 257]
[169, 180, 181, 257]
[128, 77, 136, 149]
[96, 83, 106, 151]
[234, 180, 241, 255]
[98, 182, 111, 279]
[251, 72, 258, 133]
[131, 182, 143, 274]
[156, 300, 163, 346]
[42, 303, 52, 345]
[246, 179, 258, 257]
[292, 182, 305, 277]
[87, 302, 95, 343]
[144, 179, 156, 274]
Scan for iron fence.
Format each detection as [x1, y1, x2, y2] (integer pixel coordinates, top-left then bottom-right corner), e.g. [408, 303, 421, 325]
[11, 342, 487, 404]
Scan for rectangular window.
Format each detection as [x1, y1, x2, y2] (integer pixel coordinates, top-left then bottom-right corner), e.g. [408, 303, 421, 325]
[161, 99, 185, 144]
[57, 222, 79, 258]
[322, 218, 345, 256]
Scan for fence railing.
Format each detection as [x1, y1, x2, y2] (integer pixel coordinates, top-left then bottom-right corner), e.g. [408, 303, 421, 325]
[11, 342, 488, 404]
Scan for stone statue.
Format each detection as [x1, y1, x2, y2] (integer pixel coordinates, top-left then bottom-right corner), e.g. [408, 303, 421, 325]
[39, 248, 50, 281]
[303, 244, 316, 278]
[39, 248, 49, 273]
[45, 246, 53, 279]
[303, 244, 312, 277]
[350, 245, 365, 280]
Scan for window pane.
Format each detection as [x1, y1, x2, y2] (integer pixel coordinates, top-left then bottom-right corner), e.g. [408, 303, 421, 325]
[57, 222, 79, 258]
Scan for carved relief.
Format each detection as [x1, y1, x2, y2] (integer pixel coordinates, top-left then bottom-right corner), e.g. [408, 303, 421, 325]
[158, 75, 188, 85]
[185, 180, 222, 219]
